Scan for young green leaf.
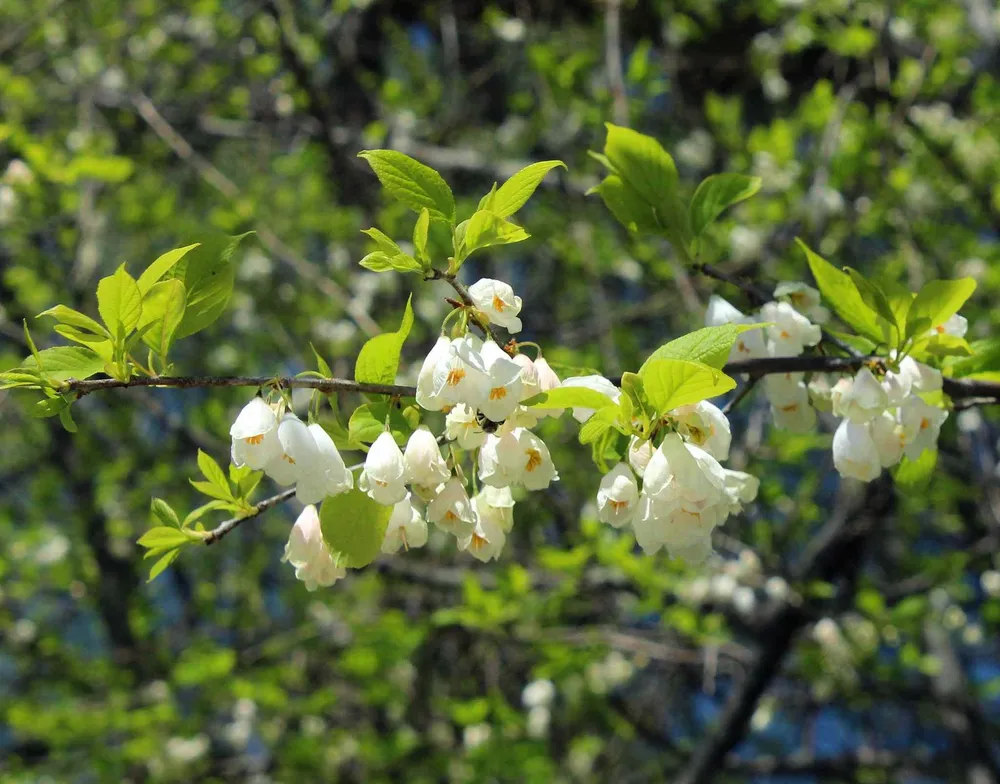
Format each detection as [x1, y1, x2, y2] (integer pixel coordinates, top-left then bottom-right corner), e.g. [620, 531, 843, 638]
[477, 182, 498, 212]
[602, 124, 679, 208]
[905, 278, 977, 340]
[639, 359, 736, 413]
[640, 324, 763, 372]
[97, 263, 143, 338]
[844, 268, 898, 334]
[197, 449, 230, 492]
[689, 173, 762, 237]
[20, 346, 106, 382]
[37, 304, 109, 337]
[354, 295, 414, 386]
[169, 233, 250, 340]
[150, 498, 181, 528]
[948, 337, 1000, 377]
[361, 227, 403, 256]
[311, 343, 333, 378]
[138, 278, 187, 358]
[578, 404, 626, 444]
[413, 207, 431, 266]
[492, 160, 565, 217]
[147, 548, 182, 582]
[358, 150, 456, 224]
[348, 402, 413, 446]
[460, 210, 530, 260]
[320, 488, 395, 568]
[136, 243, 199, 295]
[523, 386, 618, 411]
[138, 526, 191, 550]
[589, 174, 662, 234]
[359, 251, 422, 273]
[892, 449, 937, 490]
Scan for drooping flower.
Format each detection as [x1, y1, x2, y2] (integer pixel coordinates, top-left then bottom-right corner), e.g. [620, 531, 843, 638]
[899, 397, 948, 461]
[294, 423, 354, 504]
[672, 401, 732, 461]
[512, 353, 540, 400]
[403, 426, 451, 489]
[807, 373, 835, 412]
[704, 295, 766, 361]
[760, 301, 822, 357]
[870, 411, 904, 468]
[264, 413, 320, 486]
[766, 374, 817, 432]
[432, 334, 491, 408]
[511, 428, 559, 490]
[282, 505, 346, 591]
[831, 368, 888, 424]
[774, 281, 830, 324]
[531, 357, 562, 417]
[445, 403, 487, 450]
[381, 494, 428, 554]
[468, 278, 523, 333]
[561, 375, 621, 423]
[477, 485, 516, 534]
[478, 431, 522, 488]
[459, 495, 507, 562]
[230, 397, 282, 470]
[627, 436, 654, 478]
[358, 431, 407, 505]
[596, 462, 639, 528]
[898, 356, 942, 393]
[832, 419, 881, 482]
[479, 340, 524, 422]
[416, 336, 452, 411]
[427, 477, 476, 536]
[722, 470, 760, 515]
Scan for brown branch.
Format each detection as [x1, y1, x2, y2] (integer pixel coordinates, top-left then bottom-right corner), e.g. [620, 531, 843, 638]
[426, 269, 505, 346]
[203, 488, 296, 545]
[65, 375, 417, 397]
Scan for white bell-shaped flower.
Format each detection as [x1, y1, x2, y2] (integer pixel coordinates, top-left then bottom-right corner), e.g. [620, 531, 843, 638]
[870, 411, 904, 468]
[264, 413, 319, 486]
[643, 434, 729, 517]
[282, 505, 346, 591]
[705, 295, 766, 361]
[561, 375, 621, 423]
[403, 426, 451, 489]
[358, 431, 407, 505]
[831, 368, 888, 424]
[512, 354, 540, 400]
[628, 436, 654, 478]
[479, 340, 524, 422]
[774, 281, 829, 324]
[722, 470, 759, 515]
[294, 423, 354, 504]
[898, 356, 942, 393]
[807, 373, 835, 412]
[672, 401, 732, 461]
[880, 367, 912, 407]
[416, 336, 452, 411]
[597, 462, 639, 528]
[512, 428, 559, 490]
[468, 278, 523, 333]
[760, 301, 822, 357]
[432, 334, 491, 408]
[899, 397, 948, 461]
[381, 494, 428, 553]
[832, 419, 881, 482]
[445, 403, 487, 450]
[477, 485, 516, 533]
[230, 398, 282, 470]
[633, 493, 718, 563]
[928, 313, 967, 339]
[459, 496, 507, 562]
[427, 477, 476, 536]
[478, 431, 522, 488]
[531, 356, 562, 417]
[766, 376, 816, 432]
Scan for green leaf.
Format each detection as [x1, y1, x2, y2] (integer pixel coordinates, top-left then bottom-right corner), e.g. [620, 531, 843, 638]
[477, 182, 498, 212]
[137, 526, 191, 550]
[237, 471, 263, 501]
[949, 338, 1000, 377]
[96, 263, 143, 338]
[492, 160, 565, 217]
[151, 498, 180, 528]
[524, 386, 617, 411]
[845, 268, 898, 335]
[147, 548, 181, 582]
[37, 304, 108, 337]
[182, 500, 229, 528]
[189, 480, 238, 503]
[359, 251, 422, 273]
[412, 207, 431, 266]
[797, 239, 888, 343]
[20, 346, 106, 382]
[578, 405, 625, 444]
[355, 295, 414, 386]
[590, 174, 661, 234]
[906, 278, 977, 340]
[639, 359, 737, 413]
[689, 173, 762, 237]
[602, 124, 678, 209]
[348, 402, 413, 446]
[170, 233, 250, 340]
[461, 210, 530, 258]
[358, 149, 456, 224]
[641, 324, 764, 372]
[138, 279, 187, 358]
[197, 449, 230, 493]
[136, 243, 199, 295]
[892, 449, 937, 489]
[320, 488, 395, 568]
[311, 343, 333, 378]
[0, 369, 44, 390]
[58, 406, 77, 433]
[29, 396, 70, 418]
[919, 334, 973, 358]
[51, 325, 114, 362]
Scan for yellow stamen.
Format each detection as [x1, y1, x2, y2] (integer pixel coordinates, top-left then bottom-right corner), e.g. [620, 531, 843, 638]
[779, 403, 799, 413]
[609, 500, 629, 512]
[489, 386, 507, 400]
[445, 510, 458, 521]
[935, 325, 945, 334]
[920, 417, 930, 430]
[400, 528, 409, 552]
[737, 340, 748, 353]
[780, 330, 791, 339]
[244, 434, 265, 445]
[492, 294, 507, 312]
[470, 533, 487, 552]
[375, 479, 388, 487]
[446, 368, 466, 387]
[525, 449, 542, 472]
[282, 454, 296, 464]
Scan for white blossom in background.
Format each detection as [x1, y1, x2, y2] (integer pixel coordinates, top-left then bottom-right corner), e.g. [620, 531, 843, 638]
[766, 374, 816, 432]
[415, 336, 452, 411]
[282, 505, 346, 590]
[230, 398, 282, 470]
[774, 281, 829, 324]
[561, 375, 621, 423]
[403, 426, 451, 489]
[432, 334, 490, 408]
[832, 419, 881, 482]
[672, 401, 732, 461]
[899, 397, 948, 460]
[705, 295, 766, 360]
[265, 413, 319, 486]
[831, 368, 888, 423]
[522, 679, 556, 709]
[627, 436, 654, 478]
[359, 431, 408, 505]
[760, 301, 822, 356]
[807, 373, 835, 411]
[869, 412, 904, 468]
[294, 423, 354, 504]
[722, 470, 760, 515]
[427, 476, 476, 536]
[381, 495, 428, 553]
[468, 278, 523, 333]
[596, 462, 639, 528]
[512, 353, 540, 399]
[479, 340, 524, 422]
[929, 313, 967, 338]
[444, 404, 486, 449]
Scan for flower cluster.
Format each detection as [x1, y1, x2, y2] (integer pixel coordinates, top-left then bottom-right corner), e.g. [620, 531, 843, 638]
[592, 399, 758, 563]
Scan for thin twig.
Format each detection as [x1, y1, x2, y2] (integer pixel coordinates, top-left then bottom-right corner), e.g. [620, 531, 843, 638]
[65, 375, 417, 397]
[426, 269, 506, 346]
[203, 488, 296, 544]
[723, 375, 762, 414]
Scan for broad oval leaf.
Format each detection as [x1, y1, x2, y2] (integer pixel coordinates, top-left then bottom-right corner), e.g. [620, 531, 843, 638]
[461, 210, 530, 259]
[320, 488, 395, 568]
[641, 324, 764, 372]
[21, 346, 106, 382]
[639, 358, 736, 414]
[138, 279, 187, 358]
[97, 263, 143, 337]
[137, 243, 199, 295]
[358, 149, 456, 224]
[170, 233, 249, 340]
[524, 386, 617, 411]
[689, 173, 762, 237]
[602, 123, 678, 208]
[492, 160, 565, 218]
[906, 278, 977, 340]
[354, 295, 414, 386]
